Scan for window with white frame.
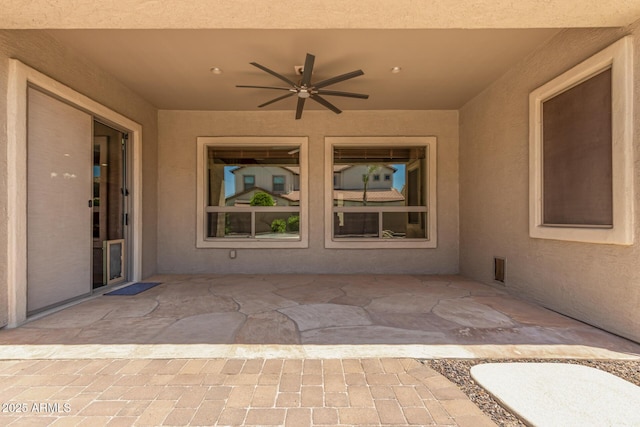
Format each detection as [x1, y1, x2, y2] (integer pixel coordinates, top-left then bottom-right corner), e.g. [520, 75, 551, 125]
[324, 137, 437, 249]
[529, 36, 634, 245]
[197, 137, 308, 248]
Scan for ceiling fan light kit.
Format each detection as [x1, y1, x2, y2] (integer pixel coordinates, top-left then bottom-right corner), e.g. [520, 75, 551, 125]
[237, 53, 369, 119]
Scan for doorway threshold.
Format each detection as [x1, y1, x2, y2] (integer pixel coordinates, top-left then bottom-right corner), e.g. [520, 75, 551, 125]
[22, 281, 134, 327]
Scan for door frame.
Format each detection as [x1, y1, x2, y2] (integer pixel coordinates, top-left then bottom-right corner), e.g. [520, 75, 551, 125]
[6, 59, 143, 327]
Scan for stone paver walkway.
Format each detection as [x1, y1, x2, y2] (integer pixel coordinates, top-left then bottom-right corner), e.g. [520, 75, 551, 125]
[0, 358, 495, 426]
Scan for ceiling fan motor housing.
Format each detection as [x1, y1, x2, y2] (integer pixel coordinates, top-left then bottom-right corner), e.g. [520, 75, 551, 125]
[297, 88, 311, 98]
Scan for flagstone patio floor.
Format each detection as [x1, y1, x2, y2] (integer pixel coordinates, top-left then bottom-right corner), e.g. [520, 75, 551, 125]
[1, 274, 638, 358]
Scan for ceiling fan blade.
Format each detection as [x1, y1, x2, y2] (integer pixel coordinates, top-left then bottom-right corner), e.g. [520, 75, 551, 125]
[314, 69, 364, 89]
[250, 62, 297, 86]
[295, 98, 306, 120]
[301, 53, 315, 87]
[310, 94, 342, 114]
[237, 85, 294, 91]
[316, 89, 369, 99]
[258, 92, 295, 108]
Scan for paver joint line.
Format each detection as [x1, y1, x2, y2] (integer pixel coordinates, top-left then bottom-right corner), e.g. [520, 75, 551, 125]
[0, 357, 498, 427]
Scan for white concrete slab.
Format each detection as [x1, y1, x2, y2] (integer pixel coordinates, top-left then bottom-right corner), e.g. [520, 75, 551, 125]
[0, 344, 638, 361]
[471, 363, 640, 427]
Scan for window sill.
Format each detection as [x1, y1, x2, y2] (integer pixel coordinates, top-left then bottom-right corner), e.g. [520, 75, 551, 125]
[197, 238, 308, 249]
[324, 238, 437, 249]
[529, 225, 632, 245]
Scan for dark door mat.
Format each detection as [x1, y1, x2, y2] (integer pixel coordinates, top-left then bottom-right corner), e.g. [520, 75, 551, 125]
[105, 282, 161, 296]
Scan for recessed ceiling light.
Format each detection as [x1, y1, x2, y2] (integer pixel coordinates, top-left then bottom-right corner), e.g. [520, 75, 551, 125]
[390, 66, 402, 74]
[210, 67, 223, 74]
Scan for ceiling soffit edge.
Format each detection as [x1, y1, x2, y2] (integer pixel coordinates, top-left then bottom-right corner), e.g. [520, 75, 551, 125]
[2, 0, 640, 29]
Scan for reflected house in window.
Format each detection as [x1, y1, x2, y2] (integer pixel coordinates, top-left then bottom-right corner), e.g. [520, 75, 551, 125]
[221, 162, 407, 241]
[325, 137, 437, 249]
[198, 138, 309, 248]
[226, 164, 404, 208]
[333, 162, 413, 238]
[332, 164, 404, 206]
[222, 167, 301, 239]
[332, 163, 407, 239]
[225, 165, 300, 206]
[225, 165, 301, 207]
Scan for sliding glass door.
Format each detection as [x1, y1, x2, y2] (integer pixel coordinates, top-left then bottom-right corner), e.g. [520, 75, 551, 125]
[27, 89, 130, 314]
[27, 87, 93, 313]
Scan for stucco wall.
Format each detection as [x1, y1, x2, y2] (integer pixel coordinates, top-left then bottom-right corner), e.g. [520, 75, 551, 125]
[158, 110, 459, 274]
[459, 24, 640, 343]
[0, 31, 159, 327]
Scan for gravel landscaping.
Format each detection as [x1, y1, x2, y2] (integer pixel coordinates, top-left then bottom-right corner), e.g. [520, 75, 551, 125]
[422, 358, 640, 427]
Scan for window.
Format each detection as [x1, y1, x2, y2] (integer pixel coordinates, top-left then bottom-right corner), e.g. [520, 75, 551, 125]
[243, 175, 255, 191]
[197, 137, 308, 248]
[325, 137, 437, 248]
[529, 36, 633, 245]
[273, 175, 285, 193]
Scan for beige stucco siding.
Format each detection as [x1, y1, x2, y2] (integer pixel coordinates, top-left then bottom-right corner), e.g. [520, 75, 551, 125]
[459, 24, 640, 342]
[232, 166, 297, 196]
[158, 110, 459, 274]
[0, 30, 159, 327]
[340, 165, 395, 190]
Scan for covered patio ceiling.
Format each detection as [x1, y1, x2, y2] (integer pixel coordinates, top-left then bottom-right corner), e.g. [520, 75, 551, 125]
[43, 28, 561, 111]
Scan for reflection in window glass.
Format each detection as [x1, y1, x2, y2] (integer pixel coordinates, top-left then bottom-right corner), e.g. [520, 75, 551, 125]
[255, 211, 300, 238]
[333, 213, 379, 238]
[205, 146, 301, 241]
[407, 168, 420, 223]
[332, 146, 427, 240]
[207, 212, 251, 238]
[332, 147, 425, 207]
[272, 175, 285, 193]
[206, 146, 299, 208]
[243, 175, 255, 192]
[383, 212, 427, 238]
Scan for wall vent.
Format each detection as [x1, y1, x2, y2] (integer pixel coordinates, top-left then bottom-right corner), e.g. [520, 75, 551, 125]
[494, 257, 506, 284]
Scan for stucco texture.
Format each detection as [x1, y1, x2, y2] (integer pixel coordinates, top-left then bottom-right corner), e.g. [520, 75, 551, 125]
[459, 24, 640, 343]
[0, 31, 159, 327]
[2, 0, 639, 29]
[157, 110, 459, 275]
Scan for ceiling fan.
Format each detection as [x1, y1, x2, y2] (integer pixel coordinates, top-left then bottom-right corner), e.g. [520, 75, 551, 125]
[237, 53, 369, 120]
